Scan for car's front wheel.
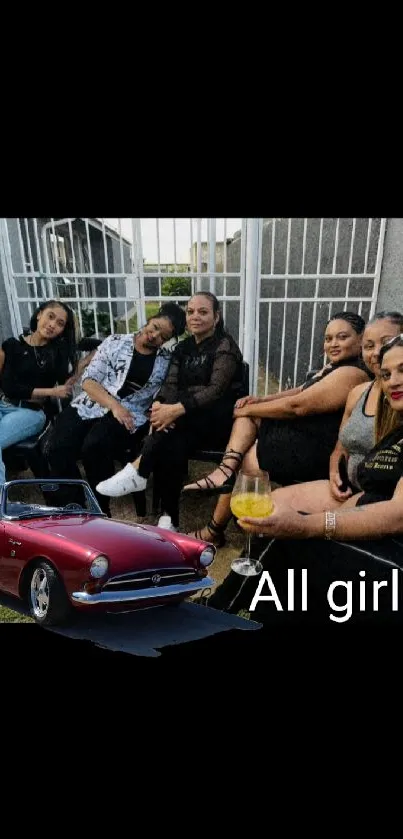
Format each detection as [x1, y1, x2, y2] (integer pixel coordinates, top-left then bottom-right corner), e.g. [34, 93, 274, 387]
[29, 562, 72, 626]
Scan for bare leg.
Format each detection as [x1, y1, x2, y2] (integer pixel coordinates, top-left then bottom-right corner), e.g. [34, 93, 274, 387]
[271, 480, 348, 512]
[183, 416, 260, 492]
[188, 473, 350, 546]
[242, 442, 264, 476]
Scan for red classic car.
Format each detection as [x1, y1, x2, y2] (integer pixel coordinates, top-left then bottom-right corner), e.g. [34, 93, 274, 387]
[0, 479, 215, 626]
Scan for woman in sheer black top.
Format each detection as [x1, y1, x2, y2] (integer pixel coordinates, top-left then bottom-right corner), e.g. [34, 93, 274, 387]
[96, 293, 244, 527]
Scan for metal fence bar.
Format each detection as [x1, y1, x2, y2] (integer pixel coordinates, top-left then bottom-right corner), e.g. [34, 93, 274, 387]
[293, 302, 303, 387]
[364, 218, 372, 275]
[16, 219, 27, 275]
[301, 218, 307, 274]
[270, 219, 276, 273]
[50, 218, 61, 276]
[189, 218, 194, 293]
[15, 219, 36, 307]
[33, 218, 44, 276]
[345, 217, 357, 304]
[222, 218, 227, 323]
[24, 219, 39, 307]
[24, 219, 35, 275]
[156, 219, 162, 297]
[12, 270, 242, 280]
[369, 218, 387, 319]
[118, 218, 125, 275]
[84, 218, 98, 335]
[238, 218, 247, 352]
[0, 220, 22, 334]
[332, 218, 340, 274]
[264, 302, 272, 396]
[196, 219, 202, 292]
[67, 218, 83, 337]
[243, 218, 260, 388]
[252, 218, 264, 393]
[208, 218, 216, 294]
[173, 219, 177, 273]
[101, 218, 114, 334]
[278, 219, 291, 389]
[308, 218, 324, 370]
[131, 218, 145, 327]
[124, 301, 129, 334]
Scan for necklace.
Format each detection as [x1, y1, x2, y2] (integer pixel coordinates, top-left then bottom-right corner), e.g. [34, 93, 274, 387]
[27, 335, 47, 369]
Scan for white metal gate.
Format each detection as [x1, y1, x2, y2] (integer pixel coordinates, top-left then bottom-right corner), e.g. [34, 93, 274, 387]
[0, 217, 387, 394]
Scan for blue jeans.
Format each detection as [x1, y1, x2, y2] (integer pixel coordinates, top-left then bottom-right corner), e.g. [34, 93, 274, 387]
[0, 401, 46, 486]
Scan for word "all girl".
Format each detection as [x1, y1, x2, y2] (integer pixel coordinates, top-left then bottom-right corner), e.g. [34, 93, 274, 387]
[249, 569, 400, 623]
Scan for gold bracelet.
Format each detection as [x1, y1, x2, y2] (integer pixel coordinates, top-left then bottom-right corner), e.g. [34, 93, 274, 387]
[324, 511, 337, 540]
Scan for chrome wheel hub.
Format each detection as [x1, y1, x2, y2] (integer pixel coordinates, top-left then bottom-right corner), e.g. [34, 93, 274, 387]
[30, 568, 49, 619]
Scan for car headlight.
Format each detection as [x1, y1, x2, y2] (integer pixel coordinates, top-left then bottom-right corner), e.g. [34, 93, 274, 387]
[199, 546, 215, 567]
[90, 555, 109, 578]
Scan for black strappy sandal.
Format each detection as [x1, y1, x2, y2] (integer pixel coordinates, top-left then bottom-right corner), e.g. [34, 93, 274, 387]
[188, 517, 227, 548]
[183, 449, 243, 496]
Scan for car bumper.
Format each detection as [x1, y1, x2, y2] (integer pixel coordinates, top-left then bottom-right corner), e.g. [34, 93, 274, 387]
[71, 575, 215, 605]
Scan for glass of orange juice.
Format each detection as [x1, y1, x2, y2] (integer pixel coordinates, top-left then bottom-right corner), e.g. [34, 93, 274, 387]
[230, 469, 273, 576]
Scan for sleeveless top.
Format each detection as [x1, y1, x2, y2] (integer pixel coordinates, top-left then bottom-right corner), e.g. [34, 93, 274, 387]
[338, 382, 376, 489]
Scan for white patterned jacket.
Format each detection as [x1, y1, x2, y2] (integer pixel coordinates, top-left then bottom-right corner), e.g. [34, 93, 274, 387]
[71, 333, 175, 432]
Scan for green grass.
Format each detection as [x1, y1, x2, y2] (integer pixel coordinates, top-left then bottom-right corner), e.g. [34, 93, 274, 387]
[0, 605, 33, 623]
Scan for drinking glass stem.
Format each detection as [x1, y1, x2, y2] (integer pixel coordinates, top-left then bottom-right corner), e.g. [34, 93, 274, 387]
[245, 533, 251, 560]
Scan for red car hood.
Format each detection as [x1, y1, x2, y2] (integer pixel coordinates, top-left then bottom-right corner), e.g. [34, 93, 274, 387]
[20, 515, 198, 574]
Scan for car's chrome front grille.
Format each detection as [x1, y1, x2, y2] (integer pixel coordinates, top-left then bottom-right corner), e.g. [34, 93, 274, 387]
[103, 567, 200, 592]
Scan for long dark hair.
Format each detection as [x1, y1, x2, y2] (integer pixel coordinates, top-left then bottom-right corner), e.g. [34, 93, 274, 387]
[29, 299, 78, 373]
[376, 335, 403, 442]
[187, 291, 226, 337]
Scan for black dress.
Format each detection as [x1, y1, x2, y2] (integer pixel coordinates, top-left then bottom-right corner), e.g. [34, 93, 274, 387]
[209, 425, 403, 625]
[139, 331, 244, 525]
[256, 357, 368, 485]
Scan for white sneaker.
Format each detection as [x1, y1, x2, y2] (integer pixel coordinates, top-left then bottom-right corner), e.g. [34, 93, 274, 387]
[96, 463, 147, 497]
[157, 514, 178, 532]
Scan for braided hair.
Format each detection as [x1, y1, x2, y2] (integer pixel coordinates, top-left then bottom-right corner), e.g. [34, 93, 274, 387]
[327, 311, 366, 335]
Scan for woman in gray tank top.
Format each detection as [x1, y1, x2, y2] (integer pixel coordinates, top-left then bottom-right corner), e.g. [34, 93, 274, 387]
[269, 311, 403, 514]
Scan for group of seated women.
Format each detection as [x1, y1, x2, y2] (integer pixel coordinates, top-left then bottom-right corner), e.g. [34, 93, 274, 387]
[2, 293, 403, 624]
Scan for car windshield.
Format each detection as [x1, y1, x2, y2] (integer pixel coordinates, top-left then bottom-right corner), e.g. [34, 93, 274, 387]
[2, 480, 103, 519]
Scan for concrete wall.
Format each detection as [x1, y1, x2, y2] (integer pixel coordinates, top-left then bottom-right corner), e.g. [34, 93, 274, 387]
[376, 219, 403, 313]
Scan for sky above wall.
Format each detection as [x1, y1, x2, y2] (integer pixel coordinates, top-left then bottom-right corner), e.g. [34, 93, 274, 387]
[103, 219, 242, 264]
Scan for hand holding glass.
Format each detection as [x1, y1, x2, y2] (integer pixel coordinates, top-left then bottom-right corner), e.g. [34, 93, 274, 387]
[230, 470, 273, 576]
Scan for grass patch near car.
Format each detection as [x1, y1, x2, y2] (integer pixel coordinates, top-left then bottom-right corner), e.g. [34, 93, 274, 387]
[0, 605, 33, 623]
